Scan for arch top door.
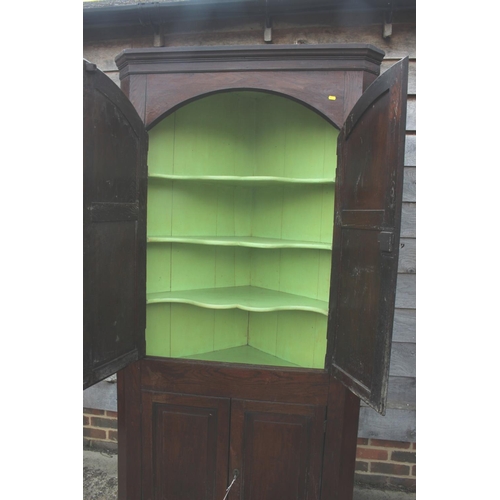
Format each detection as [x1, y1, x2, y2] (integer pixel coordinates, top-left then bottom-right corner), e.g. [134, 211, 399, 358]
[83, 60, 148, 389]
[328, 56, 409, 414]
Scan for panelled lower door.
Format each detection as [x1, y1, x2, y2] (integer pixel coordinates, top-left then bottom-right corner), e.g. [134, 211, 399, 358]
[328, 58, 409, 414]
[141, 391, 231, 500]
[229, 399, 326, 500]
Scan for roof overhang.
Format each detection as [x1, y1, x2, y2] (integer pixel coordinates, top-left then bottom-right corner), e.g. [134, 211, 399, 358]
[83, 0, 416, 29]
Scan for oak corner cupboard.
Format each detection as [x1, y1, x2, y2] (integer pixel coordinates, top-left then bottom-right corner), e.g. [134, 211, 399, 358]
[83, 44, 408, 500]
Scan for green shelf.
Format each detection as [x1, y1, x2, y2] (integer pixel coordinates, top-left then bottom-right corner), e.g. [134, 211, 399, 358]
[149, 174, 334, 186]
[145, 91, 338, 369]
[147, 286, 328, 316]
[182, 345, 300, 367]
[147, 235, 332, 250]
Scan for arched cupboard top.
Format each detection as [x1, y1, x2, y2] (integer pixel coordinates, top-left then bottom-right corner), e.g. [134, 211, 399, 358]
[84, 44, 408, 416]
[114, 43, 385, 130]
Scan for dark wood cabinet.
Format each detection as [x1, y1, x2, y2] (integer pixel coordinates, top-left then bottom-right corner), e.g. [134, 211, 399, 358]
[135, 386, 327, 500]
[117, 358, 354, 500]
[84, 44, 408, 500]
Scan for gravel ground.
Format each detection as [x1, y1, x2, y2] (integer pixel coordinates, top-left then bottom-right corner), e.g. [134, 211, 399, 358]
[84, 450, 118, 500]
[83, 449, 415, 500]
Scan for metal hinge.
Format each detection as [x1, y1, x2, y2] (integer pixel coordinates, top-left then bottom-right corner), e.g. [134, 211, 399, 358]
[378, 231, 394, 253]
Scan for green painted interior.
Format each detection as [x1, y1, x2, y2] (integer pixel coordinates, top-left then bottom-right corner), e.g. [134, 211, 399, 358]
[146, 91, 338, 369]
[183, 345, 299, 368]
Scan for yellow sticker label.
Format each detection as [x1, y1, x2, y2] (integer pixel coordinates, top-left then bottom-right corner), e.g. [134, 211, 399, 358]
[328, 96, 336, 101]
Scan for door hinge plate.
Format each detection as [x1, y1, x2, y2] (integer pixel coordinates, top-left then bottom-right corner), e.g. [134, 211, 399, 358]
[378, 231, 394, 252]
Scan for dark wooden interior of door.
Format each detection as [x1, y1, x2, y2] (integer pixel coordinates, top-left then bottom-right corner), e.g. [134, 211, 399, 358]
[328, 57, 409, 413]
[83, 60, 148, 389]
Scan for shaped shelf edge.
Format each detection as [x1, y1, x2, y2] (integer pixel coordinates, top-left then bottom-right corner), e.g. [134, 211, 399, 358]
[146, 286, 328, 316]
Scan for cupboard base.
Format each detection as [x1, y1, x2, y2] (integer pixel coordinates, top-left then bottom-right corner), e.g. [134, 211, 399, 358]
[118, 357, 360, 500]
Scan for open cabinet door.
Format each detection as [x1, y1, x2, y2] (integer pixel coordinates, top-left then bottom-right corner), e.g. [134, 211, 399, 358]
[83, 60, 148, 389]
[328, 58, 408, 414]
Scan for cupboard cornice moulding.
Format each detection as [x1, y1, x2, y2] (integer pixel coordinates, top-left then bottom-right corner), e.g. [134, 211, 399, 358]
[115, 43, 385, 77]
[116, 43, 385, 129]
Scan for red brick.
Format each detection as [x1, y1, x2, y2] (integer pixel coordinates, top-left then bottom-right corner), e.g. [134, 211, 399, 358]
[356, 447, 389, 461]
[83, 427, 107, 440]
[84, 416, 90, 426]
[83, 408, 105, 416]
[357, 438, 369, 446]
[370, 439, 411, 449]
[355, 461, 369, 472]
[108, 430, 118, 442]
[90, 417, 118, 430]
[370, 462, 410, 476]
[391, 450, 416, 464]
[411, 465, 416, 476]
[106, 410, 118, 418]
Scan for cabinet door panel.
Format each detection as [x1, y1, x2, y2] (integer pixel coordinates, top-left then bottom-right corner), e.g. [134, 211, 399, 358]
[229, 399, 325, 500]
[83, 60, 148, 388]
[141, 392, 230, 500]
[328, 58, 408, 414]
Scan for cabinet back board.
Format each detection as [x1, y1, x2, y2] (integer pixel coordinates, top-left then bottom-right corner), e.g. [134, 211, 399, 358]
[145, 91, 339, 369]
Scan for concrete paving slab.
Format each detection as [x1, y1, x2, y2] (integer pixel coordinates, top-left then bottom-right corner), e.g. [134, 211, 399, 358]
[353, 489, 416, 500]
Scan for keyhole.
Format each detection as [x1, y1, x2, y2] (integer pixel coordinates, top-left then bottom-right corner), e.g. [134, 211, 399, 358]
[222, 469, 240, 500]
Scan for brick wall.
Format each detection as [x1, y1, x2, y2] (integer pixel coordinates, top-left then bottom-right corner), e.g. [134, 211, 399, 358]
[83, 408, 118, 452]
[83, 409, 416, 492]
[355, 438, 416, 492]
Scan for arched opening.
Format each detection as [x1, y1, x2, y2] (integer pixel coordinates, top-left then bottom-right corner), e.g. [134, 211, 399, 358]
[145, 91, 339, 369]
[146, 88, 342, 131]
